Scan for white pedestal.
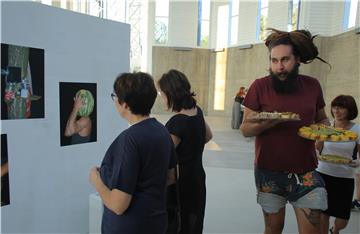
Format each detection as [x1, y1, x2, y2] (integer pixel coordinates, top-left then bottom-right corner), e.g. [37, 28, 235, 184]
[89, 193, 103, 234]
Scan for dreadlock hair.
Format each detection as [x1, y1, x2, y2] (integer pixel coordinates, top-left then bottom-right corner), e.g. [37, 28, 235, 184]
[265, 28, 331, 68]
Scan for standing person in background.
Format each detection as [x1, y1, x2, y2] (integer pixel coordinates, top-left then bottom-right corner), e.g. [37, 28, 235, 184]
[232, 86, 246, 129]
[89, 72, 176, 234]
[240, 28, 330, 234]
[316, 95, 359, 234]
[235, 86, 246, 103]
[158, 69, 213, 234]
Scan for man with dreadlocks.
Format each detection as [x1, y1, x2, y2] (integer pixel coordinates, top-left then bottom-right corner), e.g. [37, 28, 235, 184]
[240, 28, 330, 234]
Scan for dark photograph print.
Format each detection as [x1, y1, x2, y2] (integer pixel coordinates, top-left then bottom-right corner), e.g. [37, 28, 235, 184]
[1, 43, 45, 120]
[1, 134, 10, 207]
[59, 82, 97, 146]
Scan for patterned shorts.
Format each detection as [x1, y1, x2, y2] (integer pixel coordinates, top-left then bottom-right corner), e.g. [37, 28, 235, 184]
[255, 168, 327, 213]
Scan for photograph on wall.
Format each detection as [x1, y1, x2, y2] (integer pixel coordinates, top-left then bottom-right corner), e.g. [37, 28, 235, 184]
[1, 43, 45, 120]
[59, 82, 97, 146]
[1, 134, 10, 207]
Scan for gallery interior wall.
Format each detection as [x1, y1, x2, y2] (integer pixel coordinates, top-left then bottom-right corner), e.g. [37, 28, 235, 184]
[152, 30, 360, 121]
[0, 2, 130, 233]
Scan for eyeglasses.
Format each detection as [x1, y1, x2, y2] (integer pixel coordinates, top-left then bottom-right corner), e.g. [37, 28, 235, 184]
[111, 93, 117, 101]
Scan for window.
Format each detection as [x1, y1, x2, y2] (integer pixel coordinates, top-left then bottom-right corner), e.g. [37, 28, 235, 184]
[343, 0, 358, 29]
[288, 0, 300, 31]
[88, 0, 105, 17]
[216, 4, 229, 48]
[40, 0, 52, 5]
[60, 0, 67, 9]
[213, 4, 229, 111]
[257, 0, 268, 40]
[213, 49, 227, 111]
[105, 0, 127, 22]
[197, 0, 211, 47]
[154, 0, 169, 44]
[71, 0, 80, 13]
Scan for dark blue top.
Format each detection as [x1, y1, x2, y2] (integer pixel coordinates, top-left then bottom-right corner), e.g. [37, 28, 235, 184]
[100, 118, 175, 234]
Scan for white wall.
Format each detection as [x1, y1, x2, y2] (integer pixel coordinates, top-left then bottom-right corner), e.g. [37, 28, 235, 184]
[299, 0, 345, 36]
[267, 0, 289, 31]
[209, 1, 220, 49]
[356, 0, 360, 28]
[237, 0, 259, 45]
[0, 2, 130, 233]
[168, 0, 198, 47]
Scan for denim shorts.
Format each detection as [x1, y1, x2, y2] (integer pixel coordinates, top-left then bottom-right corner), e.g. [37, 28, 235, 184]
[255, 168, 327, 213]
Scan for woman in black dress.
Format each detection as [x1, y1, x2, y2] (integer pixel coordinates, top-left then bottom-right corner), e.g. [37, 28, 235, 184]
[158, 69, 213, 234]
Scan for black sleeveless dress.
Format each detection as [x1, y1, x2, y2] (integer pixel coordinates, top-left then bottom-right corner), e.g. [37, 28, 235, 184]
[166, 106, 207, 234]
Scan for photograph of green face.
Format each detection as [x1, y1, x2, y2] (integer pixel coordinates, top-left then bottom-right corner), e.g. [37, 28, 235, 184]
[59, 82, 97, 146]
[1, 43, 44, 120]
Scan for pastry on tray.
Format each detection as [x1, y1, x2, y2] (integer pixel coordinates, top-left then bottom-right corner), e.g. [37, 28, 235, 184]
[318, 154, 352, 164]
[298, 124, 358, 142]
[250, 111, 300, 120]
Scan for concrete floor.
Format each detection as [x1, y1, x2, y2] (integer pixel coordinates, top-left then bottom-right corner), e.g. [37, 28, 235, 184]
[154, 114, 360, 234]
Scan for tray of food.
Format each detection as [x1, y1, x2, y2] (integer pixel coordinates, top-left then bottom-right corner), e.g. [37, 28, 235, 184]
[248, 111, 300, 121]
[318, 154, 353, 164]
[298, 124, 358, 142]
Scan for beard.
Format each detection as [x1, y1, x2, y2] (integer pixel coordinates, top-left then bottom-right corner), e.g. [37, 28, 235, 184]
[270, 64, 300, 94]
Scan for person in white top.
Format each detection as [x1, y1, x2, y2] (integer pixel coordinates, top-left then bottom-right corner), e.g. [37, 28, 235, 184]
[316, 95, 359, 234]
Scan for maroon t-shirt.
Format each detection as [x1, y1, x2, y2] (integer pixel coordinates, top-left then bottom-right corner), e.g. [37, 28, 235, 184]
[242, 75, 325, 173]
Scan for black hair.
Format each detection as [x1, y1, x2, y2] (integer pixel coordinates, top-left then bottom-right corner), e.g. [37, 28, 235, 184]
[113, 72, 157, 116]
[331, 95, 358, 120]
[158, 69, 196, 112]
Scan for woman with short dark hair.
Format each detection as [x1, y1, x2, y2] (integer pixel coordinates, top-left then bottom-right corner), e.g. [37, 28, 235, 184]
[90, 72, 176, 234]
[316, 95, 360, 234]
[158, 69, 212, 234]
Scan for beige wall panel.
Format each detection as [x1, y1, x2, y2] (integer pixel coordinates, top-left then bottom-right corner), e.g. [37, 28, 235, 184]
[298, 37, 330, 91]
[320, 31, 360, 121]
[151, 46, 211, 114]
[223, 45, 268, 116]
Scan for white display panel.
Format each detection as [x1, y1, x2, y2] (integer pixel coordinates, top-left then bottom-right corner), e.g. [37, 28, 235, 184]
[0, 2, 130, 233]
